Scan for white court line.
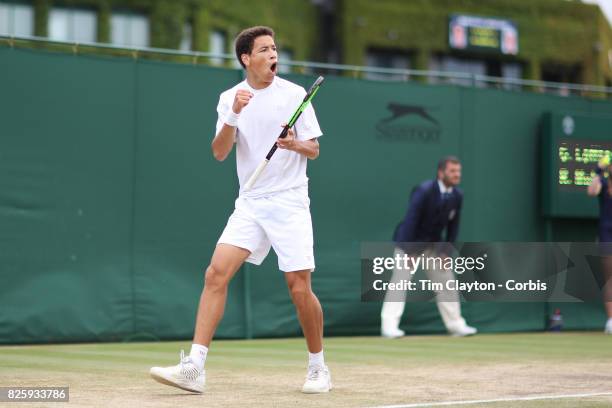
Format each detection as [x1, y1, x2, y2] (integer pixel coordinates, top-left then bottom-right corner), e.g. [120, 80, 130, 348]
[367, 391, 612, 408]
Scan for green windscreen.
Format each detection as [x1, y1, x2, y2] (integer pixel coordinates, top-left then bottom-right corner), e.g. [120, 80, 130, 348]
[1, 46, 611, 344]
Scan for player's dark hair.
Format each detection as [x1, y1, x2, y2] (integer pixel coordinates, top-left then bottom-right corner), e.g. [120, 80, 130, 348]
[235, 26, 275, 69]
[437, 156, 461, 172]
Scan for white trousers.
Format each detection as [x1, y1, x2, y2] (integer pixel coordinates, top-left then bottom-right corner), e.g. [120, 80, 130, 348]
[380, 247, 467, 332]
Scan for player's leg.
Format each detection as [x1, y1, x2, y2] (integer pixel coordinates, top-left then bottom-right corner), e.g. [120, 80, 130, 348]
[263, 187, 323, 352]
[605, 301, 612, 334]
[151, 196, 269, 393]
[258, 186, 331, 393]
[602, 255, 612, 333]
[193, 243, 251, 346]
[149, 244, 249, 393]
[189, 198, 269, 368]
[285, 270, 331, 393]
[285, 270, 323, 353]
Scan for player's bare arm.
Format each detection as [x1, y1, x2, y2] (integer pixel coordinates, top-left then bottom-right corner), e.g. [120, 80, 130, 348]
[276, 125, 320, 160]
[588, 176, 602, 196]
[588, 159, 608, 196]
[212, 89, 253, 161]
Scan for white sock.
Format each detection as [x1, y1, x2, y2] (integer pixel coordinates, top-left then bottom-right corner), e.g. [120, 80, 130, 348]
[189, 344, 208, 371]
[308, 350, 325, 368]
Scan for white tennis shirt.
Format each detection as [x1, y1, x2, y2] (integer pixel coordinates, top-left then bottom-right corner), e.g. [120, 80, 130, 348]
[215, 76, 323, 197]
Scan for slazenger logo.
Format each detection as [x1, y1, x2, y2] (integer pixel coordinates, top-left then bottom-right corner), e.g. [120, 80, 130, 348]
[376, 103, 441, 143]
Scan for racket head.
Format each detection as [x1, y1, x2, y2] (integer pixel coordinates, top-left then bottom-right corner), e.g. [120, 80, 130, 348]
[305, 76, 324, 99]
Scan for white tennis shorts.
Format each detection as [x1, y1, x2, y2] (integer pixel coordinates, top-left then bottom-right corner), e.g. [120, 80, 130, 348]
[217, 185, 315, 272]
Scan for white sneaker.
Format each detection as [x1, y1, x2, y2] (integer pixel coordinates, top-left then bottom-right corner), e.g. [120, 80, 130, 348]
[381, 326, 405, 338]
[449, 325, 477, 337]
[302, 364, 332, 394]
[605, 319, 612, 334]
[150, 350, 205, 393]
[381, 320, 405, 338]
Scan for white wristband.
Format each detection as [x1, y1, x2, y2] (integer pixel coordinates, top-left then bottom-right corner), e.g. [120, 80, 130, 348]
[224, 110, 240, 127]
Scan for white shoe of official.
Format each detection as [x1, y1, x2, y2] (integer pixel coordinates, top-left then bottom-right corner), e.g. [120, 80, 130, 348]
[381, 326, 405, 339]
[381, 320, 405, 338]
[605, 319, 612, 334]
[449, 325, 478, 337]
[150, 350, 205, 393]
[302, 365, 332, 394]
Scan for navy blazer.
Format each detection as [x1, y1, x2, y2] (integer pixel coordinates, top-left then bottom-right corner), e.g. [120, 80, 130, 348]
[393, 179, 463, 243]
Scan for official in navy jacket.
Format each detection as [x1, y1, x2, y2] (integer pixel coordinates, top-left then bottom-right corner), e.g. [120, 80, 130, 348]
[381, 156, 477, 338]
[393, 178, 462, 246]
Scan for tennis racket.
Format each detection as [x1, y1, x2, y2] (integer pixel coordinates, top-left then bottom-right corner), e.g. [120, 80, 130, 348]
[244, 76, 324, 190]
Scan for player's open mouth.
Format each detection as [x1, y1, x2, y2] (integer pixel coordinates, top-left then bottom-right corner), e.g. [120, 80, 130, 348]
[270, 62, 277, 73]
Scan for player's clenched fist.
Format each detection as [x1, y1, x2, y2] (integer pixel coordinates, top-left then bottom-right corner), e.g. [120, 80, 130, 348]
[232, 90, 253, 114]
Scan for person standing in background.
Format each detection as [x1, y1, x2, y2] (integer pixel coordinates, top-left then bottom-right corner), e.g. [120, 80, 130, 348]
[381, 156, 477, 338]
[587, 154, 612, 334]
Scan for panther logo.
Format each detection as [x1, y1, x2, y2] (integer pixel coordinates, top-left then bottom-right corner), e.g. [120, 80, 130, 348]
[376, 103, 441, 143]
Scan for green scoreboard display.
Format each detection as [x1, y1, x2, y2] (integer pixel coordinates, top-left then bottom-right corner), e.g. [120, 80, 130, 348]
[541, 112, 612, 218]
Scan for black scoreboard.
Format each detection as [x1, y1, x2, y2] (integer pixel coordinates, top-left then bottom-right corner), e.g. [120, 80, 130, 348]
[541, 112, 612, 218]
[449, 14, 518, 55]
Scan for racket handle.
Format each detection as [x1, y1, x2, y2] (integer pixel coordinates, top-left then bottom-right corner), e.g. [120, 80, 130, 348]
[278, 126, 290, 139]
[244, 159, 269, 190]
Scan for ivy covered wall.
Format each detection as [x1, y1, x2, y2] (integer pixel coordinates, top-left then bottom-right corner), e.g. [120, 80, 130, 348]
[339, 0, 612, 85]
[19, 0, 612, 85]
[30, 0, 319, 65]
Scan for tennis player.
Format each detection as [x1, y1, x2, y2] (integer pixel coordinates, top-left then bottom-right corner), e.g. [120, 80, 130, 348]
[149, 26, 331, 393]
[587, 155, 612, 334]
